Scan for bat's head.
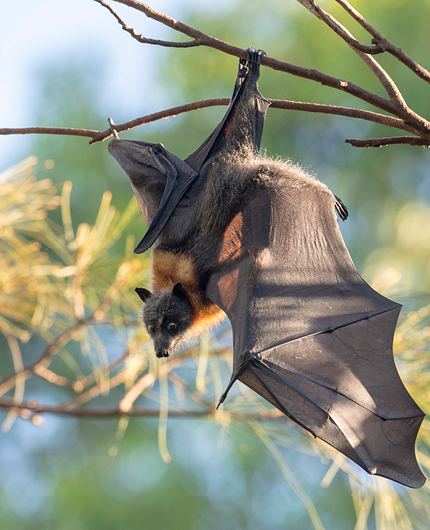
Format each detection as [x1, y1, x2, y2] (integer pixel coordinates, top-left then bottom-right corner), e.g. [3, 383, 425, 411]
[135, 283, 194, 358]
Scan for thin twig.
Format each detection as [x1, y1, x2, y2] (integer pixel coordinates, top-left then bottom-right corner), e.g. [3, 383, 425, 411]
[0, 98, 420, 146]
[335, 0, 430, 84]
[0, 395, 283, 420]
[0, 127, 98, 138]
[297, 0, 384, 55]
[0, 317, 92, 397]
[90, 98, 230, 143]
[95, 0, 202, 47]
[106, 0, 402, 116]
[345, 136, 430, 148]
[300, 0, 430, 137]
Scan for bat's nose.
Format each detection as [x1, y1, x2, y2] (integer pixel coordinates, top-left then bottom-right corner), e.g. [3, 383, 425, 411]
[156, 349, 169, 358]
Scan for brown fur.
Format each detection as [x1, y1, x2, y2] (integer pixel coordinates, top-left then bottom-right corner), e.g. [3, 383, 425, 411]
[148, 150, 335, 342]
[151, 248, 226, 337]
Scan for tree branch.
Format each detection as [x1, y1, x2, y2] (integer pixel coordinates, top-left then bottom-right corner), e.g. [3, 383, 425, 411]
[298, 0, 430, 138]
[91, 0, 430, 143]
[90, 98, 230, 143]
[0, 316, 92, 397]
[345, 136, 430, 148]
[269, 100, 417, 134]
[95, 0, 202, 47]
[0, 126, 99, 139]
[0, 99, 420, 146]
[102, 0, 402, 116]
[3, 1, 430, 153]
[296, 0, 384, 55]
[335, 0, 430, 84]
[0, 396, 283, 421]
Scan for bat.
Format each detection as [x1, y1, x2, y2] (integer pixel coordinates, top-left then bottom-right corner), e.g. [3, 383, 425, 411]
[108, 49, 426, 488]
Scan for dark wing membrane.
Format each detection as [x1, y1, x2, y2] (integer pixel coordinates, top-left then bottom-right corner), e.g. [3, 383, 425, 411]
[185, 49, 270, 172]
[108, 139, 199, 254]
[109, 50, 270, 254]
[239, 308, 425, 488]
[207, 183, 425, 488]
[133, 154, 198, 254]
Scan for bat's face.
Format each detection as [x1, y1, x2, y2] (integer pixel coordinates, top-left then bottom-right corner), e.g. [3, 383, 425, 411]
[135, 284, 194, 358]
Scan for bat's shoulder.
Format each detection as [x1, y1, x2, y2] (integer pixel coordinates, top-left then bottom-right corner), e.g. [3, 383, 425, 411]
[259, 157, 331, 196]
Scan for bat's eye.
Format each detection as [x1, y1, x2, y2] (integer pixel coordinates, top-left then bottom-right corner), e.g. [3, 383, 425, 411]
[167, 322, 177, 332]
[147, 325, 155, 334]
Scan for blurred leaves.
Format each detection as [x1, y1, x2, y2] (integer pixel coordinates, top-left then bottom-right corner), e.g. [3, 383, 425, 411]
[0, 157, 62, 341]
[1, 136, 430, 530]
[0, 157, 147, 346]
[2, 1, 430, 529]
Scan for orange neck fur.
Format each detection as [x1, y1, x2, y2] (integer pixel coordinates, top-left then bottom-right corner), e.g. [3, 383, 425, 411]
[151, 249, 226, 334]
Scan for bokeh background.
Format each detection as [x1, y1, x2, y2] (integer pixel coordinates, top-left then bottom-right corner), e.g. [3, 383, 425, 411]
[1, 1, 430, 529]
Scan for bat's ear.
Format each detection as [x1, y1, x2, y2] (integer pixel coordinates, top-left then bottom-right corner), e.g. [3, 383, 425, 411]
[135, 287, 152, 303]
[172, 283, 189, 301]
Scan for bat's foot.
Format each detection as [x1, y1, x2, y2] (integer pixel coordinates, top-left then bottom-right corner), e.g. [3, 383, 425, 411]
[246, 47, 267, 70]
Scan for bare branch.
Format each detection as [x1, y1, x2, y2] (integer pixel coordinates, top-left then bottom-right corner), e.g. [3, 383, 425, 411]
[0, 100, 229, 143]
[2, 2, 429, 150]
[0, 396, 283, 420]
[297, 1, 430, 138]
[103, 0, 402, 116]
[296, 0, 384, 55]
[269, 100, 417, 134]
[1, 99, 420, 146]
[90, 98, 230, 143]
[96, 0, 430, 140]
[94, 0, 201, 48]
[109, 0, 235, 52]
[345, 136, 430, 148]
[0, 126, 98, 138]
[335, 0, 430, 84]
[301, 0, 430, 84]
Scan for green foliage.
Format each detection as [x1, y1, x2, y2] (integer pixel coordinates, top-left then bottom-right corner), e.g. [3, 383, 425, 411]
[0, 154, 429, 529]
[2, 1, 430, 529]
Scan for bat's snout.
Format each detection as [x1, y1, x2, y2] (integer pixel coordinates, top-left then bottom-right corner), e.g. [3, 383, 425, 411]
[156, 349, 170, 358]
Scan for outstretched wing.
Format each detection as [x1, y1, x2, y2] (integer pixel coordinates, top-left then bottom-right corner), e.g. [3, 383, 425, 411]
[206, 182, 425, 488]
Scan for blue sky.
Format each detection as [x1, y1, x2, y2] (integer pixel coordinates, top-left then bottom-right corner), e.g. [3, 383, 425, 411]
[1, 0, 232, 170]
